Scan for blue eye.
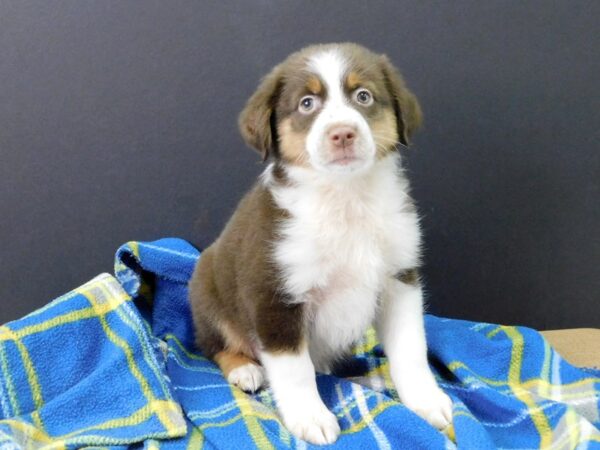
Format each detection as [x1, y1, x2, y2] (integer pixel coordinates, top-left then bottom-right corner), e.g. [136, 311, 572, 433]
[355, 89, 373, 105]
[298, 95, 321, 114]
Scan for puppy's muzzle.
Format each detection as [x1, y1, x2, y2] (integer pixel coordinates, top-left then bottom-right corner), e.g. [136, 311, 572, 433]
[327, 125, 359, 165]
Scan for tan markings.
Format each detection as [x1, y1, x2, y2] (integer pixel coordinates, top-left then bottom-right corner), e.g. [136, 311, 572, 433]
[214, 350, 258, 378]
[346, 71, 363, 90]
[370, 109, 399, 158]
[306, 76, 323, 94]
[219, 320, 254, 358]
[278, 117, 309, 167]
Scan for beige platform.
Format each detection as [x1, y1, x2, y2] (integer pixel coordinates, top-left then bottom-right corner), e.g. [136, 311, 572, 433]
[541, 328, 600, 369]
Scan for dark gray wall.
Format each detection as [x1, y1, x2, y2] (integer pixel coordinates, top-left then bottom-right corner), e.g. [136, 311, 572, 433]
[1, 1, 598, 329]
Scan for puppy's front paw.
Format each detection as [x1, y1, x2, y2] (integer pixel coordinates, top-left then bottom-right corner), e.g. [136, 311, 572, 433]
[401, 385, 453, 430]
[284, 405, 340, 445]
[227, 363, 266, 393]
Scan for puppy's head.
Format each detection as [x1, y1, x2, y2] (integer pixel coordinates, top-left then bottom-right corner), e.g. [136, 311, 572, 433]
[239, 43, 422, 175]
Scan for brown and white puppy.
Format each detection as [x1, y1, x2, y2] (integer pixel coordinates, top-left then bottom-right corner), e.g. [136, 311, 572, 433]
[189, 43, 452, 445]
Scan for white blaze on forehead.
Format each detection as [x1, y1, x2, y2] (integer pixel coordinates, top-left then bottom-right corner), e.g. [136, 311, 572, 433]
[303, 47, 376, 174]
[308, 49, 348, 104]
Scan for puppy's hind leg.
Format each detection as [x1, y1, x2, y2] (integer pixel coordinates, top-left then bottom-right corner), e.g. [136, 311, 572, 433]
[189, 249, 265, 393]
[214, 350, 266, 393]
[193, 302, 266, 393]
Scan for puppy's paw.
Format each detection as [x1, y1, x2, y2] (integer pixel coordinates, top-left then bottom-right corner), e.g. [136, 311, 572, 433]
[284, 406, 340, 445]
[227, 363, 266, 393]
[402, 386, 453, 430]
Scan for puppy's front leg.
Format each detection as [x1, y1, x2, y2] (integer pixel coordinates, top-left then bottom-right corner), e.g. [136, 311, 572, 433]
[376, 274, 453, 430]
[261, 344, 340, 445]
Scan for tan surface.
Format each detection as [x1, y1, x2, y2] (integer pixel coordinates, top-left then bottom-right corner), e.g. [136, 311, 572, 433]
[541, 328, 600, 369]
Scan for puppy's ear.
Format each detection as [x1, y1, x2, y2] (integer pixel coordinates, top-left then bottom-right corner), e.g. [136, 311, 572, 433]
[238, 64, 284, 160]
[379, 55, 423, 146]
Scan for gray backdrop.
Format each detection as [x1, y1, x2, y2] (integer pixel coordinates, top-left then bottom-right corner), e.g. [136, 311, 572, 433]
[1, 1, 598, 329]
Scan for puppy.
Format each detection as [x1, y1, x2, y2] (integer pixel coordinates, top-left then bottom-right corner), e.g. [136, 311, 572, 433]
[189, 43, 452, 445]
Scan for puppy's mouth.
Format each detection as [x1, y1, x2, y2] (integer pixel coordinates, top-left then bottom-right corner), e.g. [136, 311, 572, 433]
[329, 155, 361, 166]
[327, 147, 362, 166]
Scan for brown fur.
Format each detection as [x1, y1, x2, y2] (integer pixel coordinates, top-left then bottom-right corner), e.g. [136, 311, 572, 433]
[189, 182, 305, 358]
[218, 320, 255, 357]
[395, 268, 420, 286]
[238, 43, 422, 164]
[378, 55, 423, 145]
[238, 63, 284, 161]
[190, 43, 423, 374]
[371, 109, 400, 158]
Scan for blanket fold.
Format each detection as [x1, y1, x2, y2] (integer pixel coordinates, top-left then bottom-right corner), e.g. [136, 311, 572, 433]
[0, 273, 186, 449]
[1, 237, 599, 449]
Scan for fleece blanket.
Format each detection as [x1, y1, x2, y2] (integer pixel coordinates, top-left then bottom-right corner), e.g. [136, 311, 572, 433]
[0, 238, 599, 449]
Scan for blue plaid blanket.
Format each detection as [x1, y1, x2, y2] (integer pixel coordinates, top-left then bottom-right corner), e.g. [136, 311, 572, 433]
[1, 238, 599, 449]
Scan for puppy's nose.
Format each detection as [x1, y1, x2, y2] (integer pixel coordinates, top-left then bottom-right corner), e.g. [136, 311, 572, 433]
[328, 126, 356, 148]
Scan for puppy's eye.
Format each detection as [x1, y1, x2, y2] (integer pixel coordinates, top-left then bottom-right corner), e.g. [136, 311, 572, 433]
[298, 95, 321, 114]
[354, 89, 373, 106]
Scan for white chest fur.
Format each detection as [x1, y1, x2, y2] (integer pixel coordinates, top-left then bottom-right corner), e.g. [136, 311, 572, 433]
[267, 155, 421, 371]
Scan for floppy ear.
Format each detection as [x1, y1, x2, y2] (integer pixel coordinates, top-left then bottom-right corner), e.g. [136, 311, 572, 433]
[379, 55, 423, 146]
[238, 64, 283, 160]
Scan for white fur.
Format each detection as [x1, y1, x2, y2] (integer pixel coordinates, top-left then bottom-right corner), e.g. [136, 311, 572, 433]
[305, 50, 376, 174]
[261, 345, 340, 445]
[376, 278, 453, 430]
[268, 154, 420, 371]
[261, 47, 452, 437]
[227, 363, 266, 393]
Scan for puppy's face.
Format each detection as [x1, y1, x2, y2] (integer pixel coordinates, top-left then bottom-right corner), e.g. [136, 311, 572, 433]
[239, 43, 422, 176]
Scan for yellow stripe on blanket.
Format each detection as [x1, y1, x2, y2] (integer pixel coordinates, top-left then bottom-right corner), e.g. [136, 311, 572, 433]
[504, 326, 553, 447]
[78, 288, 184, 434]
